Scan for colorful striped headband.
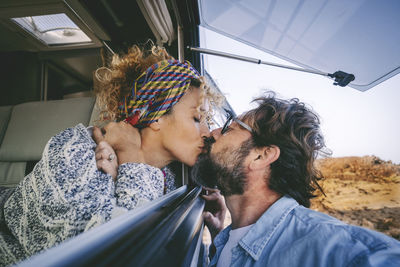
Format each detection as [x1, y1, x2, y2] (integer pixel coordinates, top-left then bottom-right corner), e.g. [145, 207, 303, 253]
[119, 59, 200, 128]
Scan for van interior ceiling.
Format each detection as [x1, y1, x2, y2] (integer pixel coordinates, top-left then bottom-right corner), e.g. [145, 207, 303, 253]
[0, 0, 201, 106]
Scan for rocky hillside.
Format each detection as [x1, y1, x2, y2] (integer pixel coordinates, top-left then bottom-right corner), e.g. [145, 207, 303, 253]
[311, 156, 400, 240]
[315, 156, 400, 182]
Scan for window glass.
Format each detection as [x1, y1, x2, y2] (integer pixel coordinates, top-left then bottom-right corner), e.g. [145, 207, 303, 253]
[12, 13, 92, 45]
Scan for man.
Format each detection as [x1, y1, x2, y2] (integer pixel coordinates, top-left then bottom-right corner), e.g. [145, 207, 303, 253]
[192, 92, 400, 267]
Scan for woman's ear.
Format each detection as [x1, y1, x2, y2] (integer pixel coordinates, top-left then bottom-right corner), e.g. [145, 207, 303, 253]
[249, 145, 280, 171]
[148, 120, 161, 131]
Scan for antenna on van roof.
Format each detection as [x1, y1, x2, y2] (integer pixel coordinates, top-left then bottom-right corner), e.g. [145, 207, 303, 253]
[188, 46, 355, 87]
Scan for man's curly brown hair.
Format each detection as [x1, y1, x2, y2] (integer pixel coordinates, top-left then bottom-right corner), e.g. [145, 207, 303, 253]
[242, 92, 328, 207]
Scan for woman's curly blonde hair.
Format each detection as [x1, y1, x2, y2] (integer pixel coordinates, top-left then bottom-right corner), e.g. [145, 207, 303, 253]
[94, 44, 223, 123]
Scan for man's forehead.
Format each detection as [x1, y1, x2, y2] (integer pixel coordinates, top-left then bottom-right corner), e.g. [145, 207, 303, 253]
[230, 121, 242, 130]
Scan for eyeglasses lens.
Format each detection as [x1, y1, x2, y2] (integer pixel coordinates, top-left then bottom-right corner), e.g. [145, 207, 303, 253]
[221, 114, 233, 134]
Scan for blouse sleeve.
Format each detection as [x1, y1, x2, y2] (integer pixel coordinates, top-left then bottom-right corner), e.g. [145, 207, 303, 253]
[3, 124, 166, 257]
[114, 163, 164, 209]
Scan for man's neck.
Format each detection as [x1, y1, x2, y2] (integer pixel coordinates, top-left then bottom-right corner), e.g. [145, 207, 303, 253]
[226, 188, 281, 229]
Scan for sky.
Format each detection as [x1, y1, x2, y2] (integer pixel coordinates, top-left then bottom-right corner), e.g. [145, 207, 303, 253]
[200, 27, 400, 164]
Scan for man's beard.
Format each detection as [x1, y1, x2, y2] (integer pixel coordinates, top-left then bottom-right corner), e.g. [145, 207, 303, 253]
[191, 139, 253, 196]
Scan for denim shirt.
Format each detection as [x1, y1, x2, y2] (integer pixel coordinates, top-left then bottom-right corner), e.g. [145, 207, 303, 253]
[209, 196, 400, 267]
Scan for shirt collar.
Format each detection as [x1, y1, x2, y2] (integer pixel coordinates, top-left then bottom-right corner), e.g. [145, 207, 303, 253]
[238, 196, 299, 261]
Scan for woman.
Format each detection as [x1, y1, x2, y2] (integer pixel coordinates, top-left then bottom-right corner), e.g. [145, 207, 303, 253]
[0, 45, 220, 265]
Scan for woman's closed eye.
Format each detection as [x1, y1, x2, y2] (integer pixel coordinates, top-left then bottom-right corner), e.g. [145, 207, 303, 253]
[194, 116, 202, 123]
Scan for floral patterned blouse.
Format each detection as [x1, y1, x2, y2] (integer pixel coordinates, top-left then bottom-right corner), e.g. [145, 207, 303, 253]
[0, 124, 176, 266]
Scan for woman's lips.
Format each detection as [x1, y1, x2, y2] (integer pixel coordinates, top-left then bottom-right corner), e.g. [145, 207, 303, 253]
[199, 146, 208, 154]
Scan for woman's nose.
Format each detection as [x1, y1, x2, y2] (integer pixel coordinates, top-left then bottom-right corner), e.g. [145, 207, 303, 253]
[211, 128, 222, 140]
[200, 122, 210, 138]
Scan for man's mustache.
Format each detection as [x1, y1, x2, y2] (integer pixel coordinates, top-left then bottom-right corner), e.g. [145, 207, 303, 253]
[202, 136, 215, 154]
[191, 136, 218, 189]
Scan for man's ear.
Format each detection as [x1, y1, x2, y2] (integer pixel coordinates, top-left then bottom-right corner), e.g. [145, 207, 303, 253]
[249, 145, 280, 171]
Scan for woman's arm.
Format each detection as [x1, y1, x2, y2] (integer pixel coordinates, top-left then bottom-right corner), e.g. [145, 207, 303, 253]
[4, 124, 166, 257]
[114, 163, 164, 209]
[92, 125, 165, 211]
[4, 125, 116, 256]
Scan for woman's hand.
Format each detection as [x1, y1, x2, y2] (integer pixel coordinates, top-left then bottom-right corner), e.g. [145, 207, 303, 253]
[99, 122, 145, 165]
[202, 188, 226, 241]
[93, 127, 118, 180]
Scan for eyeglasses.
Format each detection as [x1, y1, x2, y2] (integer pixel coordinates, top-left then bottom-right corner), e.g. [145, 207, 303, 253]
[221, 109, 253, 134]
